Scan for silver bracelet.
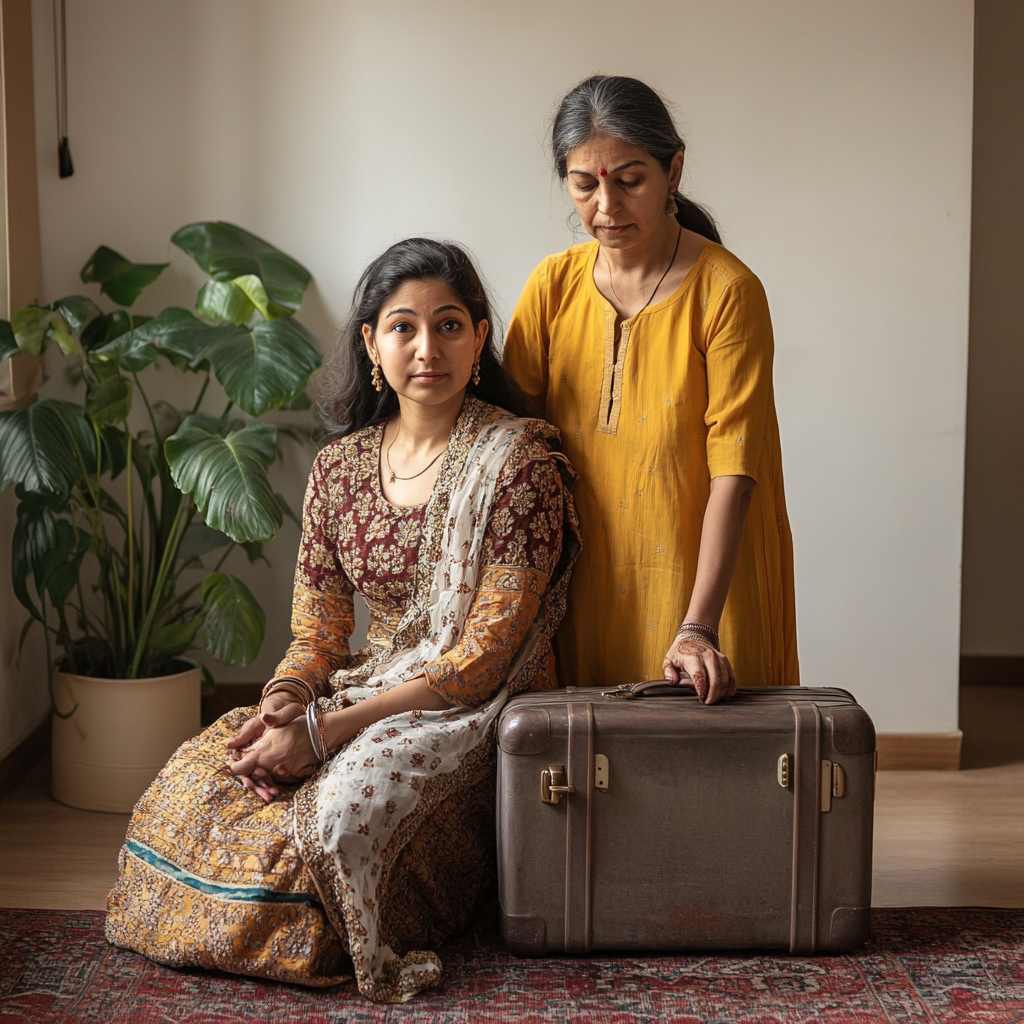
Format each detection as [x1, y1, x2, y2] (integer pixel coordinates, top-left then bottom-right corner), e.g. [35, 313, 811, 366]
[305, 701, 328, 763]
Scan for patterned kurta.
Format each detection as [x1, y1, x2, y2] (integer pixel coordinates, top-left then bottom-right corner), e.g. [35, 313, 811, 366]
[274, 405, 567, 706]
[105, 397, 579, 999]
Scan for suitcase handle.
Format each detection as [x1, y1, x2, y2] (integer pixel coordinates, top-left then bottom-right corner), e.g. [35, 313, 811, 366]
[601, 678, 695, 700]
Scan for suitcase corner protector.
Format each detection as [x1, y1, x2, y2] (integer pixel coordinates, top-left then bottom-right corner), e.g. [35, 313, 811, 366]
[499, 909, 547, 956]
[824, 906, 871, 951]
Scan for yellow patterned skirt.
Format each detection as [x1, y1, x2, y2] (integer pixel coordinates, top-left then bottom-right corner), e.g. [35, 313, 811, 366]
[105, 708, 496, 987]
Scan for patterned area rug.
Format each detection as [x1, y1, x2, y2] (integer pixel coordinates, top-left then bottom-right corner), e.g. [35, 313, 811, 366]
[0, 907, 1022, 1023]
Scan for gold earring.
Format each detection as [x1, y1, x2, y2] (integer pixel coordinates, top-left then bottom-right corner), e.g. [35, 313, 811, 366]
[666, 192, 677, 216]
[371, 362, 383, 392]
[471, 355, 481, 386]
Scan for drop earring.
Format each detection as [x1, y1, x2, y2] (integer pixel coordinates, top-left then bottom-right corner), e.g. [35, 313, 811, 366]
[666, 192, 677, 216]
[471, 355, 481, 386]
[371, 362, 383, 392]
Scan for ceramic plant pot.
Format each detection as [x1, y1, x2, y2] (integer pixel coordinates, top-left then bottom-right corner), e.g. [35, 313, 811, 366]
[51, 664, 202, 813]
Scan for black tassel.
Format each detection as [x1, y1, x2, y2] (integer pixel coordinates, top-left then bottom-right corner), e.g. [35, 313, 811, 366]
[54, 0, 73, 178]
[58, 136, 73, 178]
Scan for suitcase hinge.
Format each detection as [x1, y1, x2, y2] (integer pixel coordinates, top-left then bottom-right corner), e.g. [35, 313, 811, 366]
[541, 765, 574, 804]
[820, 760, 846, 811]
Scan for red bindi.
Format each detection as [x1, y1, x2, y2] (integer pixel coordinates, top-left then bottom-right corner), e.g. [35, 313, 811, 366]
[599, 168, 607, 176]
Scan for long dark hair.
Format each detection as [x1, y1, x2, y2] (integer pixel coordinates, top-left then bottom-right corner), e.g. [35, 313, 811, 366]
[551, 75, 721, 244]
[319, 237, 526, 438]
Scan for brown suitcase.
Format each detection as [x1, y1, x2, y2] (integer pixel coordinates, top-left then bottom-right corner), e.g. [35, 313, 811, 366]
[496, 682, 875, 955]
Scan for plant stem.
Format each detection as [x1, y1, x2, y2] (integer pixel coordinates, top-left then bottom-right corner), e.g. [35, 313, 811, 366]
[132, 373, 164, 629]
[191, 371, 211, 415]
[133, 373, 162, 455]
[84, 423, 126, 674]
[125, 433, 136, 650]
[221, 400, 233, 420]
[212, 543, 236, 574]
[129, 498, 186, 678]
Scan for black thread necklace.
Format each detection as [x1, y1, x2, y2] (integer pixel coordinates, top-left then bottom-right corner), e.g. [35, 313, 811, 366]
[605, 225, 682, 320]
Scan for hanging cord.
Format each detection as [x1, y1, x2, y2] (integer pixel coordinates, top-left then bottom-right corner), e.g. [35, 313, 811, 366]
[53, 0, 73, 178]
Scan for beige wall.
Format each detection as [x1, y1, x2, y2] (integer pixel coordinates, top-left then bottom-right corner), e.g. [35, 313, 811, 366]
[23, 0, 974, 734]
[960, 0, 1024, 658]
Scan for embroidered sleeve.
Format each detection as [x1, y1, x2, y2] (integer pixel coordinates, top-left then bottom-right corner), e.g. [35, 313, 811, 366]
[273, 446, 355, 697]
[422, 454, 564, 707]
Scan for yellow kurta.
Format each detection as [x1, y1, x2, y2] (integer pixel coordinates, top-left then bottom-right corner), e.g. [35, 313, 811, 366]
[505, 240, 798, 689]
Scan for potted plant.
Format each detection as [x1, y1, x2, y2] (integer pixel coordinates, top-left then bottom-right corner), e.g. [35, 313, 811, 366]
[0, 222, 321, 812]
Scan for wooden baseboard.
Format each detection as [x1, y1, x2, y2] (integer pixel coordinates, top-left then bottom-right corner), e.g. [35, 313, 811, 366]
[201, 682, 264, 725]
[876, 731, 962, 770]
[960, 655, 1024, 686]
[0, 714, 50, 792]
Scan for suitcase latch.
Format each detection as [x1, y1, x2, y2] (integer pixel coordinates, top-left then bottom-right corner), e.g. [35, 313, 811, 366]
[820, 760, 846, 811]
[541, 765, 574, 804]
[777, 753, 790, 788]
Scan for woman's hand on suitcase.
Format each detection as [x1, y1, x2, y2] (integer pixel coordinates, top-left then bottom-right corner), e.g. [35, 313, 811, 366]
[663, 637, 737, 704]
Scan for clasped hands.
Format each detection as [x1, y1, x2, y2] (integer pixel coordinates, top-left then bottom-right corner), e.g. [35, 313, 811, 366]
[225, 692, 354, 803]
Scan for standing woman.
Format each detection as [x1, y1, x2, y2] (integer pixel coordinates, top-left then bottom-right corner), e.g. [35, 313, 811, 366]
[505, 75, 798, 703]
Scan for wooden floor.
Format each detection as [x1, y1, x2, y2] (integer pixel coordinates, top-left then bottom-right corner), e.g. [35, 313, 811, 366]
[1, 685, 1021, 911]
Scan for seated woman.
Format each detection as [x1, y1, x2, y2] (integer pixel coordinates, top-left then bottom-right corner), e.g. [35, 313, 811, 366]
[105, 238, 580, 1004]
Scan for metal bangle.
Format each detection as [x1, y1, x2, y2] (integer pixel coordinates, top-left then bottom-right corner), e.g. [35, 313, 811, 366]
[674, 627, 721, 652]
[260, 678, 315, 716]
[315, 703, 330, 762]
[675, 621, 719, 643]
[305, 702, 327, 763]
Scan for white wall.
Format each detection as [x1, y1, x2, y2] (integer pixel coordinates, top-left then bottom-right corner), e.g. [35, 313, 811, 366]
[27, 0, 974, 733]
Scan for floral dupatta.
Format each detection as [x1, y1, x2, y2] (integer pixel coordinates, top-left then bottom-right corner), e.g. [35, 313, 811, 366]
[293, 398, 575, 1003]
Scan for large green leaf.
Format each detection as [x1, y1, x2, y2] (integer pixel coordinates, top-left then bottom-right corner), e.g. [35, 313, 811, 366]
[81, 310, 139, 354]
[230, 274, 294, 321]
[93, 307, 244, 370]
[149, 615, 204, 653]
[206, 316, 321, 417]
[178, 411, 229, 435]
[196, 279, 254, 325]
[12, 306, 73, 356]
[200, 571, 266, 667]
[164, 422, 280, 543]
[0, 321, 17, 362]
[171, 222, 311, 314]
[86, 374, 132, 428]
[51, 295, 94, 333]
[12, 489, 66, 616]
[178, 521, 232, 563]
[0, 400, 95, 494]
[80, 245, 169, 307]
[39, 519, 88, 606]
[100, 425, 129, 479]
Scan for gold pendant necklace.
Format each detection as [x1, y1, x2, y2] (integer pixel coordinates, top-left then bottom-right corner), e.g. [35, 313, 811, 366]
[385, 429, 448, 483]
